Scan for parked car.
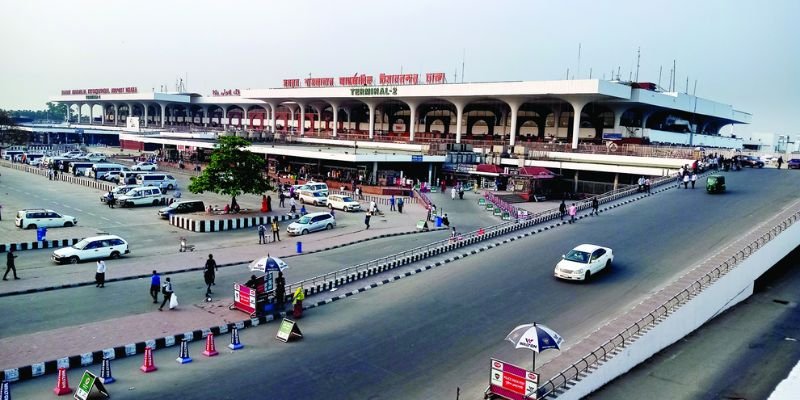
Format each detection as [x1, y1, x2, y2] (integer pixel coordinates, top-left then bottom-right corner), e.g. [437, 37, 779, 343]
[298, 189, 328, 206]
[300, 181, 329, 195]
[282, 184, 304, 199]
[287, 212, 336, 235]
[739, 155, 764, 168]
[101, 185, 140, 203]
[327, 194, 361, 212]
[84, 152, 107, 162]
[116, 186, 166, 207]
[52, 234, 130, 264]
[132, 162, 158, 171]
[15, 209, 78, 229]
[102, 170, 125, 182]
[787, 159, 800, 169]
[135, 173, 177, 190]
[554, 244, 614, 281]
[158, 200, 205, 218]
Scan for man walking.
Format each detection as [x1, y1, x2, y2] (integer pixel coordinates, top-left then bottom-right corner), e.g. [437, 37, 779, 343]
[451, 187, 456, 200]
[568, 203, 577, 224]
[777, 156, 784, 169]
[275, 271, 286, 312]
[390, 195, 396, 211]
[204, 254, 217, 296]
[397, 197, 404, 214]
[149, 270, 161, 304]
[257, 222, 267, 244]
[95, 260, 106, 288]
[279, 191, 286, 207]
[364, 212, 371, 230]
[559, 200, 567, 220]
[690, 172, 697, 189]
[158, 277, 173, 311]
[271, 217, 281, 242]
[683, 173, 690, 189]
[3, 251, 19, 280]
[645, 177, 652, 194]
[591, 197, 599, 216]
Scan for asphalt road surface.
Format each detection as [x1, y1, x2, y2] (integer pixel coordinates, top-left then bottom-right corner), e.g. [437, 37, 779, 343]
[6, 169, 799, 399]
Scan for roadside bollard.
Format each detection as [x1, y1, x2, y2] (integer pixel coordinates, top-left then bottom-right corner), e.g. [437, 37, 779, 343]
[296, 241, 302, 253]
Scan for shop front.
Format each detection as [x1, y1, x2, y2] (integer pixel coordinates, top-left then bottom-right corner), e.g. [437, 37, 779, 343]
[506, 166, 558, 201]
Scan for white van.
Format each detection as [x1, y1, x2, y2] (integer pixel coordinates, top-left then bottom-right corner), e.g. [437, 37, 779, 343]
[84, 152, 107, 162]
[69, 162, 95, 176]
[90, 163, 129, 179]
[116, 186, 166, 207]
[301, 181, 329, 195]
[118, 170, 147, 185]
[136, 173, 178, 190]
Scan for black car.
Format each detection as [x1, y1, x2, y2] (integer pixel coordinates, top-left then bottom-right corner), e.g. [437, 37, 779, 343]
[739, 156, 764, 168]
[158, 200, 205, 218]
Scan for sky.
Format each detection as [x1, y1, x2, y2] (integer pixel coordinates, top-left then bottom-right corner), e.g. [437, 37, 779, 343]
[0, 0, 798, 138]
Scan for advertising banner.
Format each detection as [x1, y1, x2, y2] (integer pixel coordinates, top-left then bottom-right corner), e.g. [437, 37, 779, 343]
[488, 359, 538, 400]
[233, 283, 256, 315]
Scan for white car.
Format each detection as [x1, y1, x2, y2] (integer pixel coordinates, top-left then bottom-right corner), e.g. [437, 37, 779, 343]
[15, 209, 78, 229]
[327, 194, 361, 212]
[287, 212, 336, 235]
[52, 235, 130, 264]
[100, 185, 140, 203]
[84, 152, 107, 162]
[132, 162, 158, 171]
[554, 244, 614, 281]
[298, 189, 328, 206]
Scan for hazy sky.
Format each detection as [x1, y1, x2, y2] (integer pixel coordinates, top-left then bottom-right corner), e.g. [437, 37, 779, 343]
[1, 0, 798, 136]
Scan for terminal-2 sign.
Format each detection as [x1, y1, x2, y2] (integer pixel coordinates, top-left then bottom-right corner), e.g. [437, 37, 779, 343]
[350, 87, 398, 97]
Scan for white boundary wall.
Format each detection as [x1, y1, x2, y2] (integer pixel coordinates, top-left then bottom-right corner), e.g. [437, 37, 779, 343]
[557, 219, 800, 400]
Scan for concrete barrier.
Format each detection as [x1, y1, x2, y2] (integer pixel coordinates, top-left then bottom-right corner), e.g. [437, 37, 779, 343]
[169, 213, 299, 232]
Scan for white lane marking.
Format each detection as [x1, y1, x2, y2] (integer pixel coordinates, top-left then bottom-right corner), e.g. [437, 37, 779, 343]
[100, 217, 111, 221]
[74, 208, 83, 212]
[86, 212, 96, 216]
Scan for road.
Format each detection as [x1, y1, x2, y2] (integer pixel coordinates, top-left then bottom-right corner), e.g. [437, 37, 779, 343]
[6, 169, 799, 399]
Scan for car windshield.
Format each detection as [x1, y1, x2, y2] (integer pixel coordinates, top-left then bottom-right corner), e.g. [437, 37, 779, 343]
[564, 250, 590, 263]
[314, 192, 325, 197]
[298, 216, 311, 224]
[341, 196, 354, 202]
[73, 239, 91, 250]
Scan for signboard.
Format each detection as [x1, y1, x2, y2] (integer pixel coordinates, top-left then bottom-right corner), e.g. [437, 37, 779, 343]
[478, 198, 486, 205]
[350, 87, 397, 96]
[281, 72, 447, 88]
[211, 89, 240, 97]
[74, 370, 109, 400]
[276, 318, 303, 342]
[602, 132, 622, 141]
[416, 220, 428, 230]
[411, 155, 423, 162]
[488, 359, 538, 400]
[486, 204, 494, 211]
[61, 87, 137, 95]
[126, 117, 140, 131]
[233, 283, 257, 315]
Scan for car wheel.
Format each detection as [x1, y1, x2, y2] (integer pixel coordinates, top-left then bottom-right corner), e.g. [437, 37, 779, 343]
[64, 221, 73, 227]
[69, 256, 79, 264]
[301, 229, 309, 235]
[27, 224, 37, 230]
[605, 260, 611, 270]
[168, 184, 174, 190]
[329, 204, 334, 211]
[758, 164, 764, 168]
[110, 251, 120, 259]
[584, 271, 591, 281]
[153, 200, 160, 206]
[326, 223, 333, 230]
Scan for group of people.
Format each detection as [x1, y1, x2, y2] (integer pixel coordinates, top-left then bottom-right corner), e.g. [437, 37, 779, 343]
[256, 217, 282, 244]
[636, 176, 652, 194]
[559, 197, 600, 223]
[677, 166, 698, 189]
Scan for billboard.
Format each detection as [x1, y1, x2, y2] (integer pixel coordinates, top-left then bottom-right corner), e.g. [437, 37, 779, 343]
[488, 358, 538, 400]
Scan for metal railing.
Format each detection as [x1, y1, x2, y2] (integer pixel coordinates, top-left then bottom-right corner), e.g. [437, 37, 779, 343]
[537, 207, 800, 398]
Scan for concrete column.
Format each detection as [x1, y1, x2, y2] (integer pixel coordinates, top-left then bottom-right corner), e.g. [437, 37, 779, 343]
[505, 100, 522, 146]
[77, 104, 82, 124]
[641, 110, 654, 136]
[568, 99, 588, 149]
[573, 170, 579, 193]
[143, 103, 149, 127]
[311, 105, 323, 134]
[330, 102, 339, 137]
[202, 106, 209, 127]
[367, 103, 376, 139]
[613, 172, 619, 190]
[100, 105, 105, 125]
[114, 104, 119, 126]
[242, 105, 248, 128]
[428, 163, 433, 186]
[269, 103, 278, 133]
[612, 108, 625, 133]
[372, 161, 378, 185]
[452, 101, 466, 144]
[407, 101, 418, 142]
[298, 103, 306, 136]
[126, 103, 134, 123]
[160, 103, 167, 127]
[89, 104, 94, 125]
[346, 108, 352, 130]
[289, 106, 296, 133]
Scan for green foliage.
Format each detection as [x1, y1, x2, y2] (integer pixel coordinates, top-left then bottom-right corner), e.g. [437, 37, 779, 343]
[0, 109, 29, 146]
[8, 102, 70, 122]
[188, 136, 271, 201]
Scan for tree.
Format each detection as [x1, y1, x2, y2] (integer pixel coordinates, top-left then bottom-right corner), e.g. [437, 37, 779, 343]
[0, 109, 28, 146]
[188, 136, 271, 205]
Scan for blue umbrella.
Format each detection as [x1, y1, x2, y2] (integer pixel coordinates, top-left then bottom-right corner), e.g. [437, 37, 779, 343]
[505, 322, 564, 371]
[248, 254, 289, 273]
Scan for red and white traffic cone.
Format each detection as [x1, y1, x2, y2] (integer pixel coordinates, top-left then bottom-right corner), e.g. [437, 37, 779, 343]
[202, 333, 218, 357]
[53, 367, 72, 395]
[139, 346, 157, 373]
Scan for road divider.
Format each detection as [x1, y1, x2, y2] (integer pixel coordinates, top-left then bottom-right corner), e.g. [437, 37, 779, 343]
[0, 238, 81, 253]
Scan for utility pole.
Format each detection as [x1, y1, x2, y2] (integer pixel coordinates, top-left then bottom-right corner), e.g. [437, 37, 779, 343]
[634, 47, 641, 82]
[658, 66, 662, 88]
[577, 43, 581, 79]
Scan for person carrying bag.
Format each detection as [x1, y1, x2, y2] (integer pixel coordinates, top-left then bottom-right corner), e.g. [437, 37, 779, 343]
[159, 277, 175, 311]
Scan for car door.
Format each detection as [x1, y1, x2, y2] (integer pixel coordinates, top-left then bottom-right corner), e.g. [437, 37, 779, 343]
[310, 215, 324, 232]
[590, 249, 606, 273]
[82, 241, 102, 260]
[46, 212, 61, 228]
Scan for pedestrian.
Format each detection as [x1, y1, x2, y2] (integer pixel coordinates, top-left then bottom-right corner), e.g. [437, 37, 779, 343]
[568, 203, 577, 224]
[450, 226, 457, 241]
[289, 197, 297, 214]
[48, 169, 54, 180]
[591, 197, 599, 216]
[397, 197, 404, 213]
[430, 204, 437, 220]
[257, 222, 267, 244]
[3, 250, 19, 280]
[683, 173, 690, 189]
[95, 260, 106, 288]
[275, 271, 286, 311]
[690, 173, 697, 189]
[158, 277, 173, 311]
[271, 217, 281, 242]
[777, 156, 783, 169]
[149, 270, 160, 304]
[279, 191, 286, 207]
[106, 191, 115, 208]
[645, 177, 651, 194]
[458, 188, 464, 199]
[442, 213, 450, 227]
[559, 200, 567, 220]
[204, 254, 217, 295]
[364, 212, 371, 230]
[266, 195, 272, 212]
[451, 187, 456, 200]
[390, 195, 396, 211]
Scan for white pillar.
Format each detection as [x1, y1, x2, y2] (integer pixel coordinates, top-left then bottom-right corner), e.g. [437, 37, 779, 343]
[613, 109, 624, 132]
[114, 104, 119, 126]
[330, 102, 339, 137]
[89, 104, 94, 125]
[77, 104, 82, 124]
[568, 99, 588, 149]
[298, 102, 305, 136]
[202, 106, 209, 127]
[346, 108, 352, 131]
[372, 161, 378, 185]
[573, 170, 579, 192]
[269, 103, 278, 133]
[143, 103, 149, 127]
[160, 103, 167, 128]
[242, 105, 248, 128]
[408, 101, 418, 142]
[367, 103, 376, 139]
[506, 100, 522, 146]
[100, 105, 105, 125]
[453, 101, 465, 144]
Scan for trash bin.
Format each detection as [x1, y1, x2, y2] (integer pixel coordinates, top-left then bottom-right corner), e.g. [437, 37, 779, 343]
[296, 241, 302, 253]
[435, 216, 442, 228]
[36, 227, 47, 241]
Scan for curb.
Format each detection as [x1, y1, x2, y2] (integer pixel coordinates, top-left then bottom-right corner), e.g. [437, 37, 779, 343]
[0, 238, 82, 254]
[0, 180, 673, 382]
[281, 227, 448, 259]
